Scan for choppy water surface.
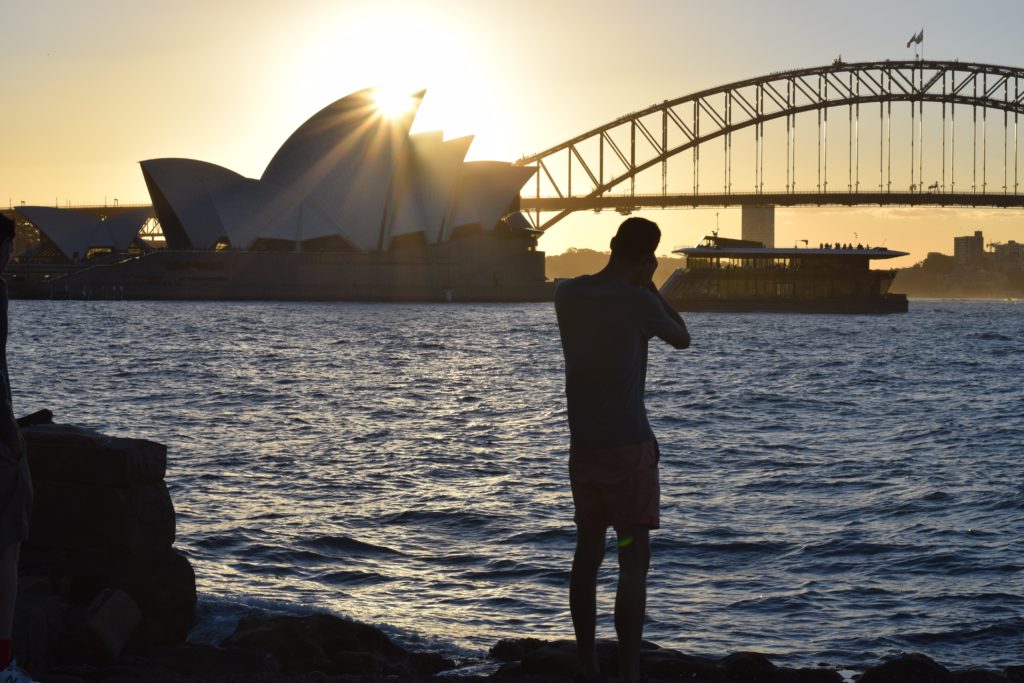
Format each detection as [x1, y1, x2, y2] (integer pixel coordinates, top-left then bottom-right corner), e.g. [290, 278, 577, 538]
[9, 299, 1024, 670]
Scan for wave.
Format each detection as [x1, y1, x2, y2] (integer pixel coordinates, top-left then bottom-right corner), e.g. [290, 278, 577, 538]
[319, 568, 395, 586]
[970, 331, 1013, 341]
[299, 535, 406, 557]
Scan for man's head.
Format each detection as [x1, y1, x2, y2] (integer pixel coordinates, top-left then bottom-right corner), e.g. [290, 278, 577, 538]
[0, 214, 14, 272]
[609, 217, 660, 285]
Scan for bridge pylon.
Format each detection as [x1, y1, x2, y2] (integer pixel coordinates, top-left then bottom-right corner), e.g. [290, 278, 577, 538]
[741, 205, 775, 247]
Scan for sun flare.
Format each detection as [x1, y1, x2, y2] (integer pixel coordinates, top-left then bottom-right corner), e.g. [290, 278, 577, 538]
[372, 87, 419, 118]
[279, 4, 512, 161]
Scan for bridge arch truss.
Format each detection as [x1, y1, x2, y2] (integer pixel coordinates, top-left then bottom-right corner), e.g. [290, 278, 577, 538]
[516, 60, 1024, 230]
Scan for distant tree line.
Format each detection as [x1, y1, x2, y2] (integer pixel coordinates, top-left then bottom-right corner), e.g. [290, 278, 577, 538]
[913, 252, 955, 273]
[546, 248, 687, 287]
[895, 251, 1024, 298]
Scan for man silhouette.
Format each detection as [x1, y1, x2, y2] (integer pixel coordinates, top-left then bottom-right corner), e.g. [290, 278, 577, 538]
[0, 215, 33, 683]
[555, 217, 690, 683]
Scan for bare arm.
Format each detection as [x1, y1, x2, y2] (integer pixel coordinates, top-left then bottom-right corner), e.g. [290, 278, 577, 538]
[647, 283, 691, 349]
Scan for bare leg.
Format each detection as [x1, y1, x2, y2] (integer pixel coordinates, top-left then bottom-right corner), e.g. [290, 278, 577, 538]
[0, 542, 18, 639]
[614, 527, 650, 683]
[570, 525, 606, 677]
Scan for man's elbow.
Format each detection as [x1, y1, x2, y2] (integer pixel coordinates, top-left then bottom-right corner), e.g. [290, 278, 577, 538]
[668, 331, 690, 349]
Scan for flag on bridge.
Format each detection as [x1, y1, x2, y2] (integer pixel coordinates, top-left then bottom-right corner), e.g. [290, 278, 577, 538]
[906, 28, 924, 48]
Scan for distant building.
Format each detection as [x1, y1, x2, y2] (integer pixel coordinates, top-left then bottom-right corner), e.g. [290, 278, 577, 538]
[8, 89, 551, 302]
[953, 230, 985, 268]
[991, 240, 1024, 270]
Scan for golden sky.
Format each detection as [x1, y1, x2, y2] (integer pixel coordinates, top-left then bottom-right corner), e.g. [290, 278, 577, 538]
[4, 0, 1024, 266]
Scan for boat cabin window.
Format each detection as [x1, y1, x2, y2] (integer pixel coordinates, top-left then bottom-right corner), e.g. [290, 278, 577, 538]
[689, 256, 793, 270]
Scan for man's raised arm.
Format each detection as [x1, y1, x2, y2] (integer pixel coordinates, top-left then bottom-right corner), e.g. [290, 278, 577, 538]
[647, 283, 690, 349]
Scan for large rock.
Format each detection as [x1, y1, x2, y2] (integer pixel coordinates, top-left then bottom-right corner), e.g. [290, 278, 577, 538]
[858, 654, 1015, 683]
[115, 549, 196, 645]
[641, 647, 720, 680]
[494, 637, 842, 682]
[951, 669, 1011, 683]
[148, 643, 278, 675]
[490, 636, 548, 662]
[24, 425, 174, 556]
[58, 589, 143, 664]
[28, 480, 175, 553]
[14, 422, 197, 678]
[23, 424, 167, 486]
[721, 651, 780, 681]
[859, 653, 953, 683]
[22, 547, 197, 647]
[11, 588, 63, 673]
[222, 613, 455, 676]
[515, 639, 619, 677]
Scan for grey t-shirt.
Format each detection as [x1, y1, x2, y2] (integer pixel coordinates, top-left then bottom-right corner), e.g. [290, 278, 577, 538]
[555, 275, 678, 449]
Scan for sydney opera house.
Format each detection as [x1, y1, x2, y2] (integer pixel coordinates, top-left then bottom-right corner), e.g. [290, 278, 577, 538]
[8, 89, 551, 301]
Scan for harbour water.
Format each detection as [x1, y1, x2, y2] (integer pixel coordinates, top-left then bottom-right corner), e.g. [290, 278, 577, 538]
[9, 299, 1023, 671]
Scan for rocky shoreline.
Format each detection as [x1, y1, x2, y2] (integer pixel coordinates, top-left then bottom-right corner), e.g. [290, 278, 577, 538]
[31, 616, 1024, 683]
[14, 424, 1024, 682]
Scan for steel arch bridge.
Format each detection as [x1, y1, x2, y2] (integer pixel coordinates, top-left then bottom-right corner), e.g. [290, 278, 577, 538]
[516, 60, 1024, 231]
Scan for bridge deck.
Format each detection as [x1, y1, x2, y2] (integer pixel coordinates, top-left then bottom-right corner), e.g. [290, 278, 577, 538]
[520, 191, 1024, 212]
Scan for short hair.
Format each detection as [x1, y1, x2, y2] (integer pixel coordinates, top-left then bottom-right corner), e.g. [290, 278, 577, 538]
[0, 214, 14, 243]
[610, 217, 660, 262]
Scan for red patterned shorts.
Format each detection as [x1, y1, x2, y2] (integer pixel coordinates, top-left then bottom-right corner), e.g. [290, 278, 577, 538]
[569, 439, 660, 531]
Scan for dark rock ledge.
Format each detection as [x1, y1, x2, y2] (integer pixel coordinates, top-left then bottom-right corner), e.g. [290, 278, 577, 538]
[13, 424, 1024, 682]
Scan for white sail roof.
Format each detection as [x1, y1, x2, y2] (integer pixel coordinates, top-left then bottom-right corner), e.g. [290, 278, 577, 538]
[388, 133, 473, 246]
[443, 162, 537, 240]
[140, 158, 246, 250]
[103, 208, 154, 250]
[261, 89, 423, 252]
[139, 88, 533, 253]
[18, 206, 151, 260]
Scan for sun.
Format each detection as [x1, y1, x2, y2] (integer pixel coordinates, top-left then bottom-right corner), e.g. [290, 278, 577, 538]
[372, 87, 419, 118]
[284, 4, 512, 158]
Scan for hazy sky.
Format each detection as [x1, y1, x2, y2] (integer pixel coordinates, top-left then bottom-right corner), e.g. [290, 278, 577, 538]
[4, 0, 1024, 265]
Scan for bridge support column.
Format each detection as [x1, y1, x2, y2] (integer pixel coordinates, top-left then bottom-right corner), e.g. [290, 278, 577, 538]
[741, 205, 775, 247]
